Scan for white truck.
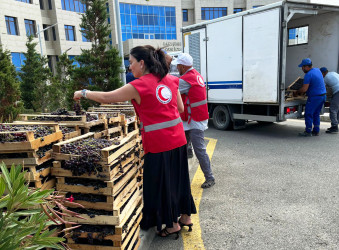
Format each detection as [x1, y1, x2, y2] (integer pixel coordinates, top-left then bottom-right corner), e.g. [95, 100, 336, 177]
[181, 0, 339, 129]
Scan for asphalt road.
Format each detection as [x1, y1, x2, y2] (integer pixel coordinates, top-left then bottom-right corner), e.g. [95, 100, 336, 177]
[149, 119, 339, 250]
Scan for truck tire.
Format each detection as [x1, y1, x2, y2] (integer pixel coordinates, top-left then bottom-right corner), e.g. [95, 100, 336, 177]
[212, 105, 231, 130]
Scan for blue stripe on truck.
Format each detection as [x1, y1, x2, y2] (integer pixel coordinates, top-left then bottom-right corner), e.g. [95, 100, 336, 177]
[207, 81, 242, 89]
[208, 85, 242, 89]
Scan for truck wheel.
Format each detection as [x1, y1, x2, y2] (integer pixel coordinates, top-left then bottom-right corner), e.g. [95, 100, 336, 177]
[212, 105, 231, 130]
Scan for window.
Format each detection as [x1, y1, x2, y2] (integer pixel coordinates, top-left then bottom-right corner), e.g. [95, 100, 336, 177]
[234, 8, 243, 14]
[11, 53, 26, 72]
[81, 28, 90, 42]
[119, 3, 177, 41]
[39, 0, 44, 9]
[183, 9, 188, 22]
[52, 26, 57, 40]
[5, 16, 18, 35]
[253, 5, 263, 8]
[48, 0, 52, 9]
[65, 25, 75, 41]
[288, 26, 309, 46]
[61, 0, 86, 13]
[25, 19, 36, 37]
[201, 7, 227, 20]
[43, 24, 49, 41]
[47, 55, 53, 71]
[16, 0, 32, 3]
[68, 55, 80, 67]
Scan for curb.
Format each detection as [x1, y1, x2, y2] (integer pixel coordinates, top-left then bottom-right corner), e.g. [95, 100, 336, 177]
[138, 155, 197, 250]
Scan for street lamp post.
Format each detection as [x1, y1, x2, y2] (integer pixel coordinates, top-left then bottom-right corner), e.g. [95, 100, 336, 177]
[114, 0, 127, 85]
[36, 23, 58, 57]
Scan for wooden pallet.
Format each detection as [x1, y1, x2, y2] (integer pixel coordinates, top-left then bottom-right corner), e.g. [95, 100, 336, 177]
[65, 203, 142, 246]
[55, 161, 139, 196]
[0, 123, 62, 152]
[64, 177, 139, 212]
[64, 190, 142, 226]
[60, 124, 81, 140]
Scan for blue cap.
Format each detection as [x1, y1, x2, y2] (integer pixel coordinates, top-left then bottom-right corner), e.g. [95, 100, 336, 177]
[298, 58, 312, 67]
[320, 67, 328, 73]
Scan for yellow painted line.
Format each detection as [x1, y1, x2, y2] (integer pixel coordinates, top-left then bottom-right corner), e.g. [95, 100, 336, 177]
[182, 138, 218, 250]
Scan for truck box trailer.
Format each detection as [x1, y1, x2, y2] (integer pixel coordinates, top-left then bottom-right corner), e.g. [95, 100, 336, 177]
[181, 0, 339, 129]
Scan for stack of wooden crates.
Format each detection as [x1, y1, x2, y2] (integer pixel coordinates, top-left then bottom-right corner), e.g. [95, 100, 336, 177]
[0, 103, 144, 249]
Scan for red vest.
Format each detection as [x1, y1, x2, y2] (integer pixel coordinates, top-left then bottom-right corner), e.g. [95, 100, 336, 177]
[180, 69, 209, 123]
[130, 74, 186, 154]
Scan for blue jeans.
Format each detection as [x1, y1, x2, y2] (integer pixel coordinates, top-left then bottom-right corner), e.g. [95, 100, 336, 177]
[304, 95, 326, 133]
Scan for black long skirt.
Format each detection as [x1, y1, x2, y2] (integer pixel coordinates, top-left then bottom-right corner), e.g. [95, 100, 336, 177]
[140, 144, 197, 231]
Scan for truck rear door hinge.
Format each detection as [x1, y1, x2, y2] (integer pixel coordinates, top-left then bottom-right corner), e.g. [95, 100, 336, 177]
[203, 37, 209, 41]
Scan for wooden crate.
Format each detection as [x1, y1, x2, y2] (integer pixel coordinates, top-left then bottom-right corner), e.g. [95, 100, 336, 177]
[0, 147, 53, 166]
[52, 148, 136, 181]
[64, 178, 139, 212]
[19, 114, 87, 124]
[60, 124, 81, 140]
[52, 130, 138, 166]
[55, 162, 139, 196]
[0, 123, 62, 152]
[65, 202, 142, 246]
[64, 190, 142, 226]
[67, 227, 140, 250]
[28, 177, 56, 190]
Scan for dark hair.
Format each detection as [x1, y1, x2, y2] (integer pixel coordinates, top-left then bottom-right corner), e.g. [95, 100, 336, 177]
[130, 45, 168, 80]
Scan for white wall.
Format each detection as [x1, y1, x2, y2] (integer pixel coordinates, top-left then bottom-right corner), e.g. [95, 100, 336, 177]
[285, 11, 339, 86]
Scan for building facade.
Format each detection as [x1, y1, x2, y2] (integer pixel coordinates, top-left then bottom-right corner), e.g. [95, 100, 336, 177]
[0, 0, 336, 70]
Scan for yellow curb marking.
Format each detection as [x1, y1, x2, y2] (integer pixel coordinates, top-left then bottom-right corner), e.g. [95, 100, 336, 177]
[182, 138, 218, 250]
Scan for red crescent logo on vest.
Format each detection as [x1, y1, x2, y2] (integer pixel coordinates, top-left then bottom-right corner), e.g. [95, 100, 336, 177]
[156, 85, 172, 104]
[197, 75, 205, 87]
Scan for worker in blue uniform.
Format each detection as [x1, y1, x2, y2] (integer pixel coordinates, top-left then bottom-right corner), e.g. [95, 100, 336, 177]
[294, 58, 326, 136]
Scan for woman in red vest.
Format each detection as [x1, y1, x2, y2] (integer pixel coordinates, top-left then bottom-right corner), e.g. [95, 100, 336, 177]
[74, 45, 196, 238]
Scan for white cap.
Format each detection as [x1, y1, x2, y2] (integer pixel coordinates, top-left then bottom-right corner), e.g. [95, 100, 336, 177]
[171, 53, 193, 66]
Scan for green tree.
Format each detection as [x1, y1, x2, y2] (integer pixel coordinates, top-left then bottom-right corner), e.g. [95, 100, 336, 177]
[72, 0, 123, 109]
[19, 36, 51, 112]
[48, 52, 76, 111]
[0, 46, 23, 122]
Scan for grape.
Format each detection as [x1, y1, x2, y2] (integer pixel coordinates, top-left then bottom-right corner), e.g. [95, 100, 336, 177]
[0, 124, 54, 143]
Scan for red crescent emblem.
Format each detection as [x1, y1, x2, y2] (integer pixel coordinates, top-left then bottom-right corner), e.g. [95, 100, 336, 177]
[156, 85, 172, 104]
[197, 75, 205, 87]
[157, 87, 167, 102]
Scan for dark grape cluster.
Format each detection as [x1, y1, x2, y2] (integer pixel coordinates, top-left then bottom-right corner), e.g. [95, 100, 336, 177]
[51, 108, 71, 115]
[61, 138, 114, 175]
[73, 102, 85, 116]
[32, 116, 82, 122]
[36, 144, 53, 158]
[0, 124, 54, 143]
[66, 192, 107, 202]
[65, 177, 107, 189]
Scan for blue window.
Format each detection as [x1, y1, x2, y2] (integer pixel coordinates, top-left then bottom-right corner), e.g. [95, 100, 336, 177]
[24, 19, 36, 37]
[16, 0, 32, 3]
[11, 53, 26, 72]
[234, 8, 243, 14]
[183, 9, 188, 22]
[81, 28, 90, 42]
[61, 0, 86, 13]
[201, 7, 227, 20]
[65, 25, 75, 41]
[288, 26, 309, 46]
[5, 16, 18, 35]
[119, 3, 176, 41]
[68, 55, 80, 67]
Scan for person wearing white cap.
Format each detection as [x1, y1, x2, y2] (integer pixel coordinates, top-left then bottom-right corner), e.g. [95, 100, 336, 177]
[172, 53, 215, 189]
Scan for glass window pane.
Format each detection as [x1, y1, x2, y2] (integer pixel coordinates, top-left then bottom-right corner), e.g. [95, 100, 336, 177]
[11, 53, 21, 67]
[125, 4, 130, 14]
[131, 5, 136, 14]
